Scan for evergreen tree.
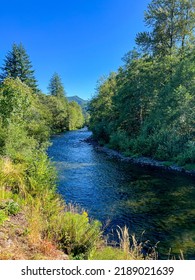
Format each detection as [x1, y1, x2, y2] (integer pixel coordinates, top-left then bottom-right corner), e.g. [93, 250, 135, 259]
[47, 73, 69, 132]
[0, 43, 38, 92]
[48, 73, 66, 98]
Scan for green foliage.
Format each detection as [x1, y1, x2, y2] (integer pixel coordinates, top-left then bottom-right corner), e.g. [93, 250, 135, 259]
[0, 78, 51, 145]
[109, 130, 131, 152]
[0, 200, 20, 216]
[0, 158, 27, 196]
[0, 78, 32, 123]
[44, 95, 69, 132]
[59, 211, 101, 258]
[0, 210, 9, 225]
[68, 101, 84, 130]
[26, 151, 57, 196]
[67, 96, 89, 126]
[5, 122, 38, 163]
[25, 94, 52, 143]
[89, 73, 116, 141]
[176, 141, 195, 165]
[183, 163, 195, 171]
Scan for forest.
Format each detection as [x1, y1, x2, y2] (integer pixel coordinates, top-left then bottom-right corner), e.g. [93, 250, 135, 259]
[89, 0, 195, 170]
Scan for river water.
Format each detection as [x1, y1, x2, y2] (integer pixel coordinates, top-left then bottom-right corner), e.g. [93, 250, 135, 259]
[48, 128, 195, 259]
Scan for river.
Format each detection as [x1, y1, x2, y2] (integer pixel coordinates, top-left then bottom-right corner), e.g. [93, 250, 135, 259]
[48, 128, 195, 259]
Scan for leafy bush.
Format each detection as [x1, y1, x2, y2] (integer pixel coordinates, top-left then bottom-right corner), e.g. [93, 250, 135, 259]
[109, 130, 131, 152]
[0, 158, 27, 196]
[5, 122, 38, 163]
[92, 122, 110, 143]
[43, 95, 68, 133]
[0, 200, 20, 215]
[58, 211, 101, 258]
[176, 141, 195, 165]
[6, 201, 20, 215]
[68, 101, 84, 130]
[26, 151, 57, 195]
[130, 134, 156, 157]
[0, 78, 32, 124]
[25, 94, 52, 143]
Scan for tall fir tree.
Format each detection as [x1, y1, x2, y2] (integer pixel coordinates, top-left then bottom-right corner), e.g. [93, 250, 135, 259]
[48, 73, 66, 98]
[0, 43, 38, 92]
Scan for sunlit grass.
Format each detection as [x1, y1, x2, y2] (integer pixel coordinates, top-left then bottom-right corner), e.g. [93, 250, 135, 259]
[0, 157, 27, 197]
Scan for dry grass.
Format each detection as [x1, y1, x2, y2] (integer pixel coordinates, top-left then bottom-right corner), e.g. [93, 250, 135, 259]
[0, 211, 68, 260]
[117, 226, 158, 260]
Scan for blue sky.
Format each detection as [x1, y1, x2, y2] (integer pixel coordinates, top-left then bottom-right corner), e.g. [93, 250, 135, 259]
[0, 0, 150, 100]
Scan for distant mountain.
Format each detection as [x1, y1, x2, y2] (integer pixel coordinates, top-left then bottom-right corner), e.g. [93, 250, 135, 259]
[67, 95, 88, 107]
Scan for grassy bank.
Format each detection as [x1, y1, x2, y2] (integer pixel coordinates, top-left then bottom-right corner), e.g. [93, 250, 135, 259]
[0, 138, 156, 260]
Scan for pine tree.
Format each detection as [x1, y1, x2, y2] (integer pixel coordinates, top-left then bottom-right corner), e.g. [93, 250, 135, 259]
[47, 73, 69, 132]
[0, 43, 38, 92]
[48, 73, 66, 98]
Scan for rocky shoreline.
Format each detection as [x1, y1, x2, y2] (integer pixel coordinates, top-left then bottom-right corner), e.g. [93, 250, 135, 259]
[85, 136, 195, 177]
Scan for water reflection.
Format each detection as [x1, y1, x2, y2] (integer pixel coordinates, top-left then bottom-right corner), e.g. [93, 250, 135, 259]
[48, 129, 195, 259]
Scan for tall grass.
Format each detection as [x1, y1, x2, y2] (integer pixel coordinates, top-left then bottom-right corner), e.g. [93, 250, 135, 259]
[0, 157, 27, 197]
[117, 226, 158, 260]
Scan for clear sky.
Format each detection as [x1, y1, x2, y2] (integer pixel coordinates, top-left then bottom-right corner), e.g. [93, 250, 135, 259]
[0, 0, 150, 100]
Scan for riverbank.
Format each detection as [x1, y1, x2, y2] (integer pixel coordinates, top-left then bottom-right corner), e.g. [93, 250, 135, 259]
[0, 134, 155, 260]
[85, 136, 195, 177]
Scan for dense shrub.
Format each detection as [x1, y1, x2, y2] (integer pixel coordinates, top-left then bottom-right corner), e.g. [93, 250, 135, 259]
[58, 211, 101, 258]
[109, 130, 131, 152]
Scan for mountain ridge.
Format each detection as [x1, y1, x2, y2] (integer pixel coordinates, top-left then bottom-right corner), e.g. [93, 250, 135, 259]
[67, 95, 88, 107]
